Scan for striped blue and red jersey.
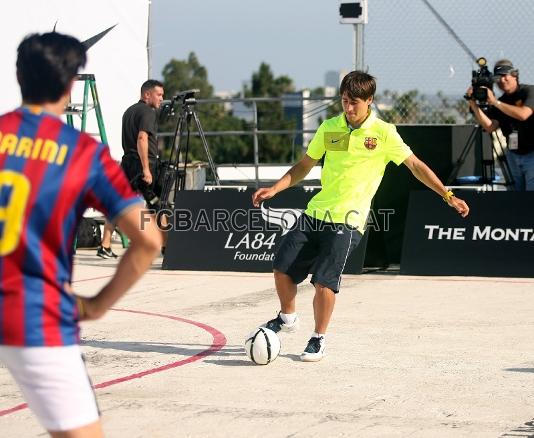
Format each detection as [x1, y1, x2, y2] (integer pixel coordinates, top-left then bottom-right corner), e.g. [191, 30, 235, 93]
[0, 106, 141, 346]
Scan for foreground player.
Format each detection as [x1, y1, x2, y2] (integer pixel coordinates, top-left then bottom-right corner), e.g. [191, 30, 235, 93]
[0, 32, 161, 437]
[253, 71, 469, 362]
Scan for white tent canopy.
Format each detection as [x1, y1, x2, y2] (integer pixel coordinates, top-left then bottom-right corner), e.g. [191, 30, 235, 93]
[1, 0, 150, 159]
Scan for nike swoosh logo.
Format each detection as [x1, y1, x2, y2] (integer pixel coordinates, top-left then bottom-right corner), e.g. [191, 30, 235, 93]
[331, 139, 341, 143]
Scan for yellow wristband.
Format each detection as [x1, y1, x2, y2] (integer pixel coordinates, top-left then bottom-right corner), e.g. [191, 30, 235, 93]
[442, 190, 455, 203]
[76, 296, 85, 319]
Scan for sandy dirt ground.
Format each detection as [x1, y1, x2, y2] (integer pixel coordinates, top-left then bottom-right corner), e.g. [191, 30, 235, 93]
[1, 249, 533, 437]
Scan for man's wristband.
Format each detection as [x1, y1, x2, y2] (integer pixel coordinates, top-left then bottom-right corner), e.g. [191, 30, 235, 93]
[442, 190, 455, 203]
[495, 100, 502, 107]
[76, 296, 86, 319]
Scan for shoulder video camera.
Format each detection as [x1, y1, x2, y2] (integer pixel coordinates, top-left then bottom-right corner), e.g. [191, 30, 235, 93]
[464, 57, 493, 109]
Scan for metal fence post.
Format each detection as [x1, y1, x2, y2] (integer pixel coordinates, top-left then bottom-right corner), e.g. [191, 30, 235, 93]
[353, 23, 364, 71]
[252, 100, 259, 188]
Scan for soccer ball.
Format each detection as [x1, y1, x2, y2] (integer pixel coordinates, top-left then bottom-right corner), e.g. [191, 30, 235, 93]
[244, 327, 281, 365]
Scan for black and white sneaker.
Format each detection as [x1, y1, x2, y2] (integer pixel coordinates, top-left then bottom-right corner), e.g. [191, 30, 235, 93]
[300, 336, 326, 362]
[96, 246, 118, 259]
[263, 312, 300, 334]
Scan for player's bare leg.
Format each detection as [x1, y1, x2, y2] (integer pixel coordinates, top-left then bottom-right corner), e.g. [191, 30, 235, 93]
[274, 269, 297, 313]
[263, 270, 300, 333]
[312, 283, 336, 334]
[160, 213, 169, 252]
[97, 221, 118, 259]
[101, 221, 114, 248]
[300, 282, 333, 362]
[49, 419, 103, 438]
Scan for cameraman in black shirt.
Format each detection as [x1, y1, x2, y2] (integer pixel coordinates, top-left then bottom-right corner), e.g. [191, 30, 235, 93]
[121, 79, 164, 200]
[97, 80, 165, 259]
[121, 79, 168, 253]
[467, 59, 534, 191]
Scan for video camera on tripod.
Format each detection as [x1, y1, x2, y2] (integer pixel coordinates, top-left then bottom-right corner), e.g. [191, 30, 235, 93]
[464, 57, 493, 109]
[173, 88, 198, 103]
[158, 89, 199, 122]
[157, 88, 220, 210]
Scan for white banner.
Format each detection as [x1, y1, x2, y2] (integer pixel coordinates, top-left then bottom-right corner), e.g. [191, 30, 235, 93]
[0, 0, 150, 159]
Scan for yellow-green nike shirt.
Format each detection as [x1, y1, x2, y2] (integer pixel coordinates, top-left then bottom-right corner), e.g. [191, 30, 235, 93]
[305, 111, 413, 230]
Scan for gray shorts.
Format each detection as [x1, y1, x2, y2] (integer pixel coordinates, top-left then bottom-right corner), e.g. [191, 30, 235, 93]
[273, 214, 362, 293]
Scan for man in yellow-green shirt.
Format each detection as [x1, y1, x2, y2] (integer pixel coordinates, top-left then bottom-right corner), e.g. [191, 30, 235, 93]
[252, 71, 469, 362]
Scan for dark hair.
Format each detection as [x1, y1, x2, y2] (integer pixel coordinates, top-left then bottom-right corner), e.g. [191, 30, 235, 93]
[141, 79, 164, 95]
[16, 32, 86, 104]
[339, 71, 376, 100]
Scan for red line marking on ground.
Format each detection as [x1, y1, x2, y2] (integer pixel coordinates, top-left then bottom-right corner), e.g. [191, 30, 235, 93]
[147, 270, 534, 284]
[70, 271, 534, 285]
[71, 272, 272, 284]
[348, 276, 534, 285]
[146, 271, 272, 279]
[73, 275, 114, 283]
[94, 309, 226, 388]
[0, 404, 26, 416]
[0, 309, 226, 417]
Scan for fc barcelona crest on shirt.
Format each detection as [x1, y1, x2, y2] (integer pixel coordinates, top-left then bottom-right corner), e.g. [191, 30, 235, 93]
[364, 137, 377, 150]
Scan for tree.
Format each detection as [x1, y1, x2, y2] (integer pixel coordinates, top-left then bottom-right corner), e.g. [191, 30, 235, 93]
[376, 90, 468, 124]
[160, 53, 251, 168]
[161, 52, 213, 99]
[244, 63, 297, 163]
[377, 89, 422, 123]
[249, 63, 294, 97]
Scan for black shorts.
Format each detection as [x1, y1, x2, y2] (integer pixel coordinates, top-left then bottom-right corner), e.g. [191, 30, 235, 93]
[273, 214, 363, 293]
[121, 155, 160, 205]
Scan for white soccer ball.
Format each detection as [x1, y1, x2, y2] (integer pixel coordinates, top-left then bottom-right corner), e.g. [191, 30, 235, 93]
[244, 327, 281, 365]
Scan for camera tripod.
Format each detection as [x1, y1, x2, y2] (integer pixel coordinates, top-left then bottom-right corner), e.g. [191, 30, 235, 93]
[159, 90, 220, 209]
[446, 124, 514, 189]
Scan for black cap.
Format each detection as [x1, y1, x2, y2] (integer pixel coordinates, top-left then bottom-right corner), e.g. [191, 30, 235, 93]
[493, 60, 516, 76]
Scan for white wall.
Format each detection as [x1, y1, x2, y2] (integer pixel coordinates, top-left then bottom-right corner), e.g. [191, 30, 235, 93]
[0, 0, 149, 159]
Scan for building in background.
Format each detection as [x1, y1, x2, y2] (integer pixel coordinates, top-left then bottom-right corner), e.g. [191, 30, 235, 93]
[324, 69, 348, 96]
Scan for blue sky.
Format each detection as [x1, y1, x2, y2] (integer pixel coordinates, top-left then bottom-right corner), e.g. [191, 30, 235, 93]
[150, 0, 534, 96]
[150, 0, 352, 93]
